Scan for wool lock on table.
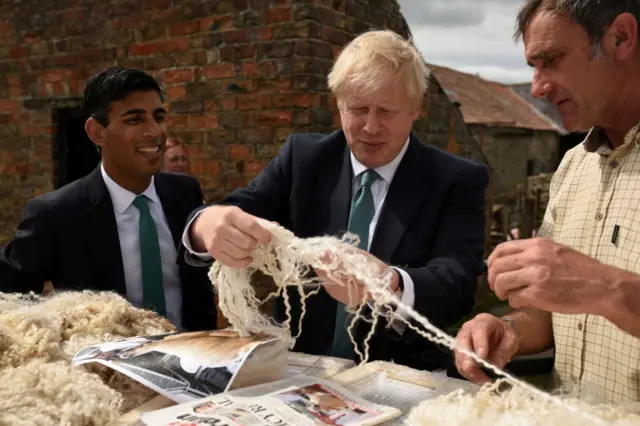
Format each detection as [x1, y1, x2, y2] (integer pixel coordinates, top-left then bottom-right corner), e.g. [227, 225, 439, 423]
[208, 219, 640, 426]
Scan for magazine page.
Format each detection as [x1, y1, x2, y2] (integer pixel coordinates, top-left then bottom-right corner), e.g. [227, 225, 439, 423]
[71, 329, 289, 404]
[140, 375, 401, 426]
[330, 361, 479, 425]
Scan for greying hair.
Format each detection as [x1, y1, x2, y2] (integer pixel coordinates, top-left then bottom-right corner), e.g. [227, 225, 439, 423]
[514, 0, 639, 54]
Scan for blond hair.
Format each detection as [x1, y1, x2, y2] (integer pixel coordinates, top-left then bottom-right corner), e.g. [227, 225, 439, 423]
[327, 30, 429, 105]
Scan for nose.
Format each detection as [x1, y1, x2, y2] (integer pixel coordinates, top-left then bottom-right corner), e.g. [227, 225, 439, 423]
[362, 111, 381, 135]
[143, 118, 163, 139]
[531, 69, 553, 99]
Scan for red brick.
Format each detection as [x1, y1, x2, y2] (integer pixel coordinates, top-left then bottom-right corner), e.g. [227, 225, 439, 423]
[187, 115, 220, 129]
[0, 21, 13, 37]
[257, 78, 292, 92]
[226, 175, 252, 189]
[166, 85, 187, 99]
[54, 54, 76, 67]
[205, 159, 221, 175]
[129, 38, 190, 56]
[264, 6, 293, 24]
[257, 28, 273, 41]
[170, 20, 198, 36]
[245, 160, 266, 175]
[256, 110, 292, 126]
[164, 115, 187, 129]
[241, 61, 259, 77]
[259, 61, 278, 78]
[224, 30, 250, 43]
[147, 0, 172, 9]
[226, 79, 255, 93]
[227, 144, 252, 160]
[237, 94, 272, 110]
[121, 14, 150, 30]
[237, 44, 256, 59]
[20, 124, 51, 138]
[203, 63, 235, 78]
[164, 68, 193, 83]
[205, 100, 219, 112]
[9, 47, 28, 59]
[0, 100, 20, 113]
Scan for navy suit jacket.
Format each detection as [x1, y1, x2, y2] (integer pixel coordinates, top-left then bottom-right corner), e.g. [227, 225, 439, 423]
[189, 130, 489, 370]
[0, 166, 217, 332]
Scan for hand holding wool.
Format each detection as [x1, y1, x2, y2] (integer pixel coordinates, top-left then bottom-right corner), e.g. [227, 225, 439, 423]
[314, 248, 399, 307]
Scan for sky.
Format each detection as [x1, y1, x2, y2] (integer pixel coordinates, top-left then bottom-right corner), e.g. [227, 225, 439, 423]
[397, 0, 534, 84]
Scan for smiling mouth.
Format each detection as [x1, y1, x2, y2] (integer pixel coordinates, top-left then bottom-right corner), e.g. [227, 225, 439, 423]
[136, 146, 162, 156]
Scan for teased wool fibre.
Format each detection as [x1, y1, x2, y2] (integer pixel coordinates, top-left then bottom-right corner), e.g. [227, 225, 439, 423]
[208, 220, 640, 426]
[0, 290, 176, 425]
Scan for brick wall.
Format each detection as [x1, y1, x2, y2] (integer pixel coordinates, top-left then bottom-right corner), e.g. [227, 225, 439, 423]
[0, 0, 487, 245]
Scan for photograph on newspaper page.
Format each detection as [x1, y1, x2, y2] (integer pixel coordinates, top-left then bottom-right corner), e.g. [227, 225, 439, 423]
[139, 376, 401, 426]
[71, 329, 287, 404]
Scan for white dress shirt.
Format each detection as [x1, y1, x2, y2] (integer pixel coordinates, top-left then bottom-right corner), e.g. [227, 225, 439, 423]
[181, 138, 416, 333]
[101, 164, 183, 329]
[349, 138, 415, 332]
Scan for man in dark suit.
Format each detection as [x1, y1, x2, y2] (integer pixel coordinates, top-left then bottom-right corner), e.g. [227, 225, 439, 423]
[184, 30, 489, 370]
[0, 67, 216, 332]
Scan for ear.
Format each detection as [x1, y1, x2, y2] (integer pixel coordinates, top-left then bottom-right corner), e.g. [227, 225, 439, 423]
[605, 12, 638, 61]
[85, 117, 107, 149]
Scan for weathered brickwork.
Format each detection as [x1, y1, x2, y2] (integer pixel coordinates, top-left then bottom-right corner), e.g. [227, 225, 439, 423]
[0, 0, 487, 245]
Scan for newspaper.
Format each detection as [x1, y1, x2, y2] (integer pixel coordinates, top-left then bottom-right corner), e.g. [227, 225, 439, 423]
[72, 329, 289, 404]
[140, 375, 401, 426]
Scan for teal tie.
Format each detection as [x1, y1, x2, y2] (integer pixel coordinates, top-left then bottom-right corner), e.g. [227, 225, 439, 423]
[132, 195, 167, 317]
[330, 169, 380, 359]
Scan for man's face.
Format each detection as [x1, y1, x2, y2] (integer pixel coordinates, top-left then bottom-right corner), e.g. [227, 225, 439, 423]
[525, 11, 618, 131]
[101, 90, 167, 178]
[337, 75, 420, 169]
[163, 143, 190, 174]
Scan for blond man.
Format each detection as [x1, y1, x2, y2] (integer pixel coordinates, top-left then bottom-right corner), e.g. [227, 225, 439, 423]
[455, 0, 640, 404]
[183, 30, 489, 370]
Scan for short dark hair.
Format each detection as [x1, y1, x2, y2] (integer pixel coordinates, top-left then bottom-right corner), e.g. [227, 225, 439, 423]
[83, 67, 164, 126]
[514, 0, 640, 51]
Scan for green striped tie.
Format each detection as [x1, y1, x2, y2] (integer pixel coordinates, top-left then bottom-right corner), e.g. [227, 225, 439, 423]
[132, 195, 167, 317]
[330, 169, 379, 358]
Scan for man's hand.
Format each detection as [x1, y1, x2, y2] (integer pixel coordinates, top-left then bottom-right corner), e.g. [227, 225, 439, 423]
[454, 313, 519, 384]
[488, 237, 614, 314]
[190, 205, 272, 268]
[314, 248, 399, 307]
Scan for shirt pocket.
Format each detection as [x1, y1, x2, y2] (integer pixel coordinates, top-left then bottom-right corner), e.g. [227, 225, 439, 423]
[609, 209, 640, 273]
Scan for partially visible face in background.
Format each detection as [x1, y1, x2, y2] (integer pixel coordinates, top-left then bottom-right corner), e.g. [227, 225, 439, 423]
[163, 141, 190, 174]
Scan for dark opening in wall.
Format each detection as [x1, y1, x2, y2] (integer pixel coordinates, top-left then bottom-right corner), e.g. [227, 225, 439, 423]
[52, 107, 100, 189]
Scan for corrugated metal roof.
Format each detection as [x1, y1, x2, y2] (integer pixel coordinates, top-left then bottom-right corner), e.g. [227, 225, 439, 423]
[427, 63, 563, 133]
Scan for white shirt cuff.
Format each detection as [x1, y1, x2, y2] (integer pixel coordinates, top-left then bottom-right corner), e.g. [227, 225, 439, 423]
[388, 267, 415, 334]
[181, 209, 213, 266]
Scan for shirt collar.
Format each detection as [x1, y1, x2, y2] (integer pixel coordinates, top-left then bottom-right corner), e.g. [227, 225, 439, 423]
[582, 122, 640, 158]
[350, 136, 411, 184]
[100, 163, 160, 214]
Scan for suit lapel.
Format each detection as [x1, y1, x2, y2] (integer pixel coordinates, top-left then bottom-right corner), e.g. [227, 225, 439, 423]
[154, 174, 182, 249]
[369, 136, 431, 262]
[326, 143, 353, 237]
[80, 167, 126, 295]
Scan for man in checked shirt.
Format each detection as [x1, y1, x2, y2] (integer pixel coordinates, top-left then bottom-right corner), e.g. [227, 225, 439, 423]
[454, 0, 640, 403]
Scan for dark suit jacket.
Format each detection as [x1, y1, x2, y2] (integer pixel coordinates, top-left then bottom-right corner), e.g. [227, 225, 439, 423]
[0, 166, 217, 332]
[189, 130, 489, 370]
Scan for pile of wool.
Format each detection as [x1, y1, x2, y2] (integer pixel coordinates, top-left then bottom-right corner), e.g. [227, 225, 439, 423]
[0, 290, 176, 425]
[405, 379, 640, 426]
[208, 220, 640, 426]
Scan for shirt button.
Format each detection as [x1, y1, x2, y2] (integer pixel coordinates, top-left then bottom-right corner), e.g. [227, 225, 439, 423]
[577, 322, 583, 331]
[595, 213, 603, 221]
[610, 160, 619, 168]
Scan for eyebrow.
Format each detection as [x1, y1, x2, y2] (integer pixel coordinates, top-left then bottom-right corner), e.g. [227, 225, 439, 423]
[526, 50, 559, 67]
[120, 107, 167, 117]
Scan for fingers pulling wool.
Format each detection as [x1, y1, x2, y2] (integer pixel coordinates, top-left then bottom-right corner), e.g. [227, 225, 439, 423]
[208, 220, 637, 426]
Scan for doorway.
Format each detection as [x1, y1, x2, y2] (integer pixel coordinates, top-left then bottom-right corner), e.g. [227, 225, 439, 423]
[52, 107, 100, 189]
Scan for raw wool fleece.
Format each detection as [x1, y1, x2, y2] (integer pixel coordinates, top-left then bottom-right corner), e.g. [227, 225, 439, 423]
[208, 220, 640, 426]
[0, 290, 176, 426]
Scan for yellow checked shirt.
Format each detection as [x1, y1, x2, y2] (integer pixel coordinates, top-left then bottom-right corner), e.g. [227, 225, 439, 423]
[539, 122, 640, 403]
